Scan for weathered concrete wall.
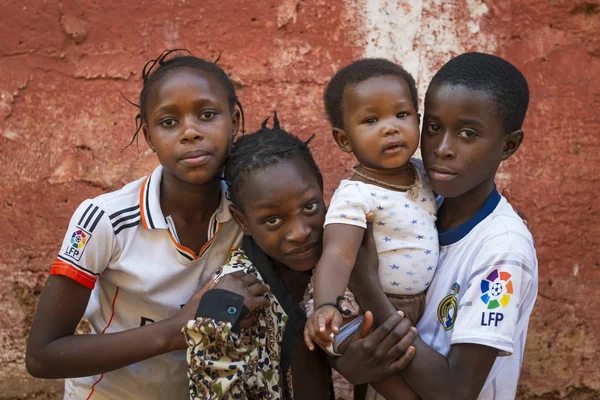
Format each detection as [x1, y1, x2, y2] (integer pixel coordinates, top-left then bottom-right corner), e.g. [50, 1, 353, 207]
[0, 1, 598, 399]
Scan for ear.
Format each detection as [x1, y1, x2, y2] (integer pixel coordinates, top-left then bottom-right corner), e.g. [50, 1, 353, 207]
[229, 204, 250, 235]
[332, 128, 353, 153]
[501, 129, 524, 160]
[230, 109, 241, 141]
[142, 124, 156, 153]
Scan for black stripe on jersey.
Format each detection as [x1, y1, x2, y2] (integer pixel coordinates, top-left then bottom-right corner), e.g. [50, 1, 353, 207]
[109, 205, 140, 220]
[89, 210, 105, 232]
[114, 219, 140, 235]
[112, 211, 141, 228]
[145, 175, 156, 229]
[57, 255, 100, 276]
[77, 204, 94, 226]
[83, 206, 99, 230]
[177, 249, 194, 261]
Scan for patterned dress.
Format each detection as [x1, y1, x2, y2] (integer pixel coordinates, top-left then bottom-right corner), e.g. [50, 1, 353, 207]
[184, 236, 314, 399]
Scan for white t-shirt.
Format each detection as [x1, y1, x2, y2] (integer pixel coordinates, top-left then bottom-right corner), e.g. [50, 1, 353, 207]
[417, 189, 538, 399]
[325, 162, 439, 294]
[51, 166, 243, 400]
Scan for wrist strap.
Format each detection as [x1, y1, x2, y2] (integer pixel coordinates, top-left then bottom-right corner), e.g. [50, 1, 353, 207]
[318, 295, 352, 316]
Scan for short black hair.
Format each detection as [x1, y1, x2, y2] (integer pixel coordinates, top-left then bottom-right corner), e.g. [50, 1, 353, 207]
[428, 52, 529, 132]
[224, 113, 323, 210]
[126, 49, 244, 147]
[323, 58, 418, 129]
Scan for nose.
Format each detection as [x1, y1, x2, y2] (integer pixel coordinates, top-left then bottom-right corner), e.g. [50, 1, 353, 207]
[181, 118, 203, 142]
[286, 216, 311, 243]
[433, 132, 455, 159]
[382, 123, 399, 136]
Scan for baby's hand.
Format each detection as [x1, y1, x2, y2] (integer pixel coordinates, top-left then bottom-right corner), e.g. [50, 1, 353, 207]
[303, 305, 343, 351]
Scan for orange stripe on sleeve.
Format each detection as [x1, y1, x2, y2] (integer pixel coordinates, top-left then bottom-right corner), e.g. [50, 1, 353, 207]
[50, 259, 96, 290]
[139, 175, 150, 229]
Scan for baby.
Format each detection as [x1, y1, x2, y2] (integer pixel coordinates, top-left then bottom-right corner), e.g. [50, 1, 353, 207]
[304, 59, 439, 354]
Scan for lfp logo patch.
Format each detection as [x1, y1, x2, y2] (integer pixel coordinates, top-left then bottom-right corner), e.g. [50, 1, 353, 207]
[480, 269, 513, 309]
[71, 230, 87, 248]
[64, 228, 91, 261]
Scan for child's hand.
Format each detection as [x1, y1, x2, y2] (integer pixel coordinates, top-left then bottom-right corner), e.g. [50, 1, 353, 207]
[303, 305, 343, 351]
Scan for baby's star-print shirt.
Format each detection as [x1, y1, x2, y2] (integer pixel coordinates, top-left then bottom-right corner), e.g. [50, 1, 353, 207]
[183, 249, 294, 400]
[325, 161, 439, 294]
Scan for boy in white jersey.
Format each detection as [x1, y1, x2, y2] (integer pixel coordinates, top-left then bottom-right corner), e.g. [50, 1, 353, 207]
[348, 52, 538, 400]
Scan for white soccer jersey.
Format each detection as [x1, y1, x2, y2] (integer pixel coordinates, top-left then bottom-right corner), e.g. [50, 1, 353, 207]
[417, 189, 538, 399]
[51, 165, 243, 400]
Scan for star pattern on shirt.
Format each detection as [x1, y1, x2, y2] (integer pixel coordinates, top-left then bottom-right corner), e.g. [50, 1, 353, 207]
[331, 179, 438, 297]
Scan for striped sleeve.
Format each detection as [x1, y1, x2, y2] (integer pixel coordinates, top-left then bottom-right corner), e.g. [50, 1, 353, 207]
[51, 200, 114, 289]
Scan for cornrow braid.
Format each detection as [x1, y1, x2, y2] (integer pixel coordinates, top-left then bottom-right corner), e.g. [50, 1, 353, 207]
[124, 48, 245, 148]
[224, 112, 323, 210]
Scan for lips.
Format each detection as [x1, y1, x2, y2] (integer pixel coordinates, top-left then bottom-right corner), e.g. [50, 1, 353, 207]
[427, 165, 458, 181]
[287, 242, 319, 257]
[179, 149, 212, 167]
[383, 140, 404, 153]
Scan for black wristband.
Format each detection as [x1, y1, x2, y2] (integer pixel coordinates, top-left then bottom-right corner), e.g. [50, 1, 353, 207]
[195, 288, 250, 333]
[317, 295, 352, 316]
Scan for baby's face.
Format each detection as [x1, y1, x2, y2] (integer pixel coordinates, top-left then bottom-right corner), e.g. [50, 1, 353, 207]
[339, 75, 420, 171]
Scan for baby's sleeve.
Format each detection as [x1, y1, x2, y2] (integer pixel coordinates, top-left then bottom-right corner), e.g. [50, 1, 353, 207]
[50, 200, 113, 289]
[325, 182, 371, 229]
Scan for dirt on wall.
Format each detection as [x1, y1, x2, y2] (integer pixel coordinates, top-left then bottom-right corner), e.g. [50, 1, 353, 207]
[0, 0, 598, 399]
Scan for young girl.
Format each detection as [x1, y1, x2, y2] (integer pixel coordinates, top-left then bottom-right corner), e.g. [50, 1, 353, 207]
[25, 50, 257, 399]
[304, 59, 439, 353]
[183, 115, 333, 399]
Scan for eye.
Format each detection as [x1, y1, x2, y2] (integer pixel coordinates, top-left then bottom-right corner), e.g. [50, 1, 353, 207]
[264, 216, 283, 228]
[427, 123, 441, 134]
[304, 201, 319, 213]
[160, 118, 177, 127]
[457, 129, 477, 138]
[364, 117, 378, 124]
[199, 111, 216, 120]
[397, 112, 408, 118]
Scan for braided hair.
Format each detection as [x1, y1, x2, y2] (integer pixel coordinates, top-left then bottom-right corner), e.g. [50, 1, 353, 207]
[224, 113, 323, 210]
[125, 49, 244, 148]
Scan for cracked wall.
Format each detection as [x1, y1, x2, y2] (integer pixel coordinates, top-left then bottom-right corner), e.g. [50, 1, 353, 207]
[0, 1, 598, 399]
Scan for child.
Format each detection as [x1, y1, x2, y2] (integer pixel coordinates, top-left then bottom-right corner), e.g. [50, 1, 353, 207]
[183, 115, 333, 399]
[304, 59, 439, 352]
[25, 50, 253, 399]
[351, 52, 538, 400]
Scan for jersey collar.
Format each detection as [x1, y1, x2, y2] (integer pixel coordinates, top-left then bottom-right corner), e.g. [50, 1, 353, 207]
[437, 187, 501, 246]
[139, 166, 234, 230]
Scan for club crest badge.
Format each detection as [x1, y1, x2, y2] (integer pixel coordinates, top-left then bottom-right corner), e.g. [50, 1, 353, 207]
[437, 282, 460, 331]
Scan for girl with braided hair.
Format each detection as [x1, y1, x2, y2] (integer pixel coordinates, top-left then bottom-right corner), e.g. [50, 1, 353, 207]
[25, 49, 270, 399]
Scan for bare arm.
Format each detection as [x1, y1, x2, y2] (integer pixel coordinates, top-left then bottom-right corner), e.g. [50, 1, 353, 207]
[26, 275, 205, 379]
[313, 223, 365, 308]
[349, 233, 498, 400]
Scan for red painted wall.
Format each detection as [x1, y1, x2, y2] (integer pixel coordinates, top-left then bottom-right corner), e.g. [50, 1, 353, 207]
[0, 1, 598, 398]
